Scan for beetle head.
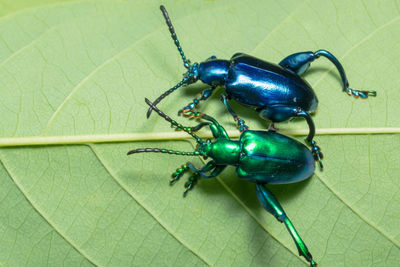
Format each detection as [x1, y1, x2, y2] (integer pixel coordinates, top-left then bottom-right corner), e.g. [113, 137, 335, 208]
[196, 138, 213, 159]
[183, 62, 199, 84]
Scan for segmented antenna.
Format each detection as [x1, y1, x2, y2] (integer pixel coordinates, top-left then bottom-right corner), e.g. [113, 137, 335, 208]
[146, 77, 187, 118]
[160, 5, 190, 69]
[145, 98, 204, 144]
[127, 148, 200, 156]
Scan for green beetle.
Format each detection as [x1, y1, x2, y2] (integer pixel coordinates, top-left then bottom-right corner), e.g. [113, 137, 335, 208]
[128, 98, 317, 266]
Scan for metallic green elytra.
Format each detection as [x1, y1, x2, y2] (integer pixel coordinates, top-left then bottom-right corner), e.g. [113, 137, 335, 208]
[128, 98, 318, 266]
[237, 130, 314, 183]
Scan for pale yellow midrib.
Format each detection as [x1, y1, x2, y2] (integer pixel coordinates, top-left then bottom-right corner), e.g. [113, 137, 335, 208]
[0, 127, 398, 147]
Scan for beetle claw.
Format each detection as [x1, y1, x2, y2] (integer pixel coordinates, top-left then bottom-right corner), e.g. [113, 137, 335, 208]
[179, 108, 203, 119]
[268, 123, 279, 132]
[317, 160, 323, 170]
[178, 107, 189, 116]
[345, 87, 377, 98]
[307, 140, 323, 170]
[234, 117, 249, 132]
[183, 173, 199, 196]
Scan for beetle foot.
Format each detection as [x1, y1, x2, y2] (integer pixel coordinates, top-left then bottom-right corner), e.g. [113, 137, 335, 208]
[345, 87, 377, 98]
[170, 164, 189, 185]
[183, 173, 199, 196]
[309, 140, 323, 170]
[234, 117, 249, 132]
[310, 258, 317, 267]
[304, 252, 317, 267]
[239, 124, 249, 132]
[178, 107, 190, 116]
[179, 107, 203, 118]
[268, 122, 279, 132]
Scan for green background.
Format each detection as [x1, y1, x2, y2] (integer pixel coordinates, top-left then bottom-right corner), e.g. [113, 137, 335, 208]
[0, 0, 399, 266]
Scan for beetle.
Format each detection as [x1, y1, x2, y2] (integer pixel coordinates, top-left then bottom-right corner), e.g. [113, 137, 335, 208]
[146, 5, 376, 168]
[129, 98, 318, 266]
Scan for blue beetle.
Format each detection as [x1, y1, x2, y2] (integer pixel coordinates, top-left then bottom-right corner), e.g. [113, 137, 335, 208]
[147, 5, 376, 167]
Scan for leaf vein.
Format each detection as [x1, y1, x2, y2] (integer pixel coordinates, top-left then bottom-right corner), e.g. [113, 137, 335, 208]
[87, 143, 210, 265]
[0, 152, 97, 266]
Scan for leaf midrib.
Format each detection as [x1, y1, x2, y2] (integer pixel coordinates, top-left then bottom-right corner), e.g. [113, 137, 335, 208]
[0, 127, 398, 147]
[1, 0, 399, 265]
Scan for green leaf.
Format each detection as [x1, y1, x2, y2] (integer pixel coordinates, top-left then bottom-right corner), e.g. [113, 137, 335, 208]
[0, 0, 399, 266]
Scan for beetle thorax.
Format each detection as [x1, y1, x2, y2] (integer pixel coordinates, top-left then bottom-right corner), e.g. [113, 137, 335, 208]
[198, 59, 229, 86]
[199, 139, 240, 165]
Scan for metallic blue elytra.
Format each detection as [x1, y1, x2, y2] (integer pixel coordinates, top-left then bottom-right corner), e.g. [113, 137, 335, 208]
[224, 54, 318, 120]
[129, 98, 317, 266]
[147, 5, 377, 169]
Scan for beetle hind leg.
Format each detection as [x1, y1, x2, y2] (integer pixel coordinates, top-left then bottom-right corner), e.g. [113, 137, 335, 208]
[267, 122, 279, 132]
[279, 50, 376, 98]
[279, 51, 314, 76]
[258, 106, 323, 169]
[294, 108, 323, 169]
[256, 183, 317, 267]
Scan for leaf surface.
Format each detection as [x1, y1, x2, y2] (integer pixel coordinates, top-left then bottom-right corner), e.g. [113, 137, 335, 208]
[0, 0, 399, 266]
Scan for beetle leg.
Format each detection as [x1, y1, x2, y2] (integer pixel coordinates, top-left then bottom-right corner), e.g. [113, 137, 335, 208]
[310, 140, 323, 169]
[295, 108, 323, 169]
[279, 50, 376, 98]
[175, 115, 228, 139]
[175, 121, 211, 132]
[183, 172, 199, 196]
[179, 86, 216, 118]
[279, 51, 315, 75]
[170, 164, 190, 184]
[188, 161, 226, 178]
[267, 122, 279, 132]
[188, 122, 211, 132]
[314, 50, 376, 98]
[191, 113, 230, 139]
[183, 160, 215, 197]
[256, 184, 317, 267]
[260, 105, 323, 169]
[170, 162, 201, 196]
[220, 94, 249, 132]
[173, 110, 230, 140]
[182, 161, 223, 196]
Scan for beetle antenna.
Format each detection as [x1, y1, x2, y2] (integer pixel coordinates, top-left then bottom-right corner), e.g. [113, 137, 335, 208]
[127, 148, 200, 156]
[146, 77, 187, 118]
[145, 98, 204, 144]
[160, 5, 191, 69]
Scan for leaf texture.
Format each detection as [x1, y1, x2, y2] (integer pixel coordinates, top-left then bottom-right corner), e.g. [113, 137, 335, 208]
[0, 0, 399, 266]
